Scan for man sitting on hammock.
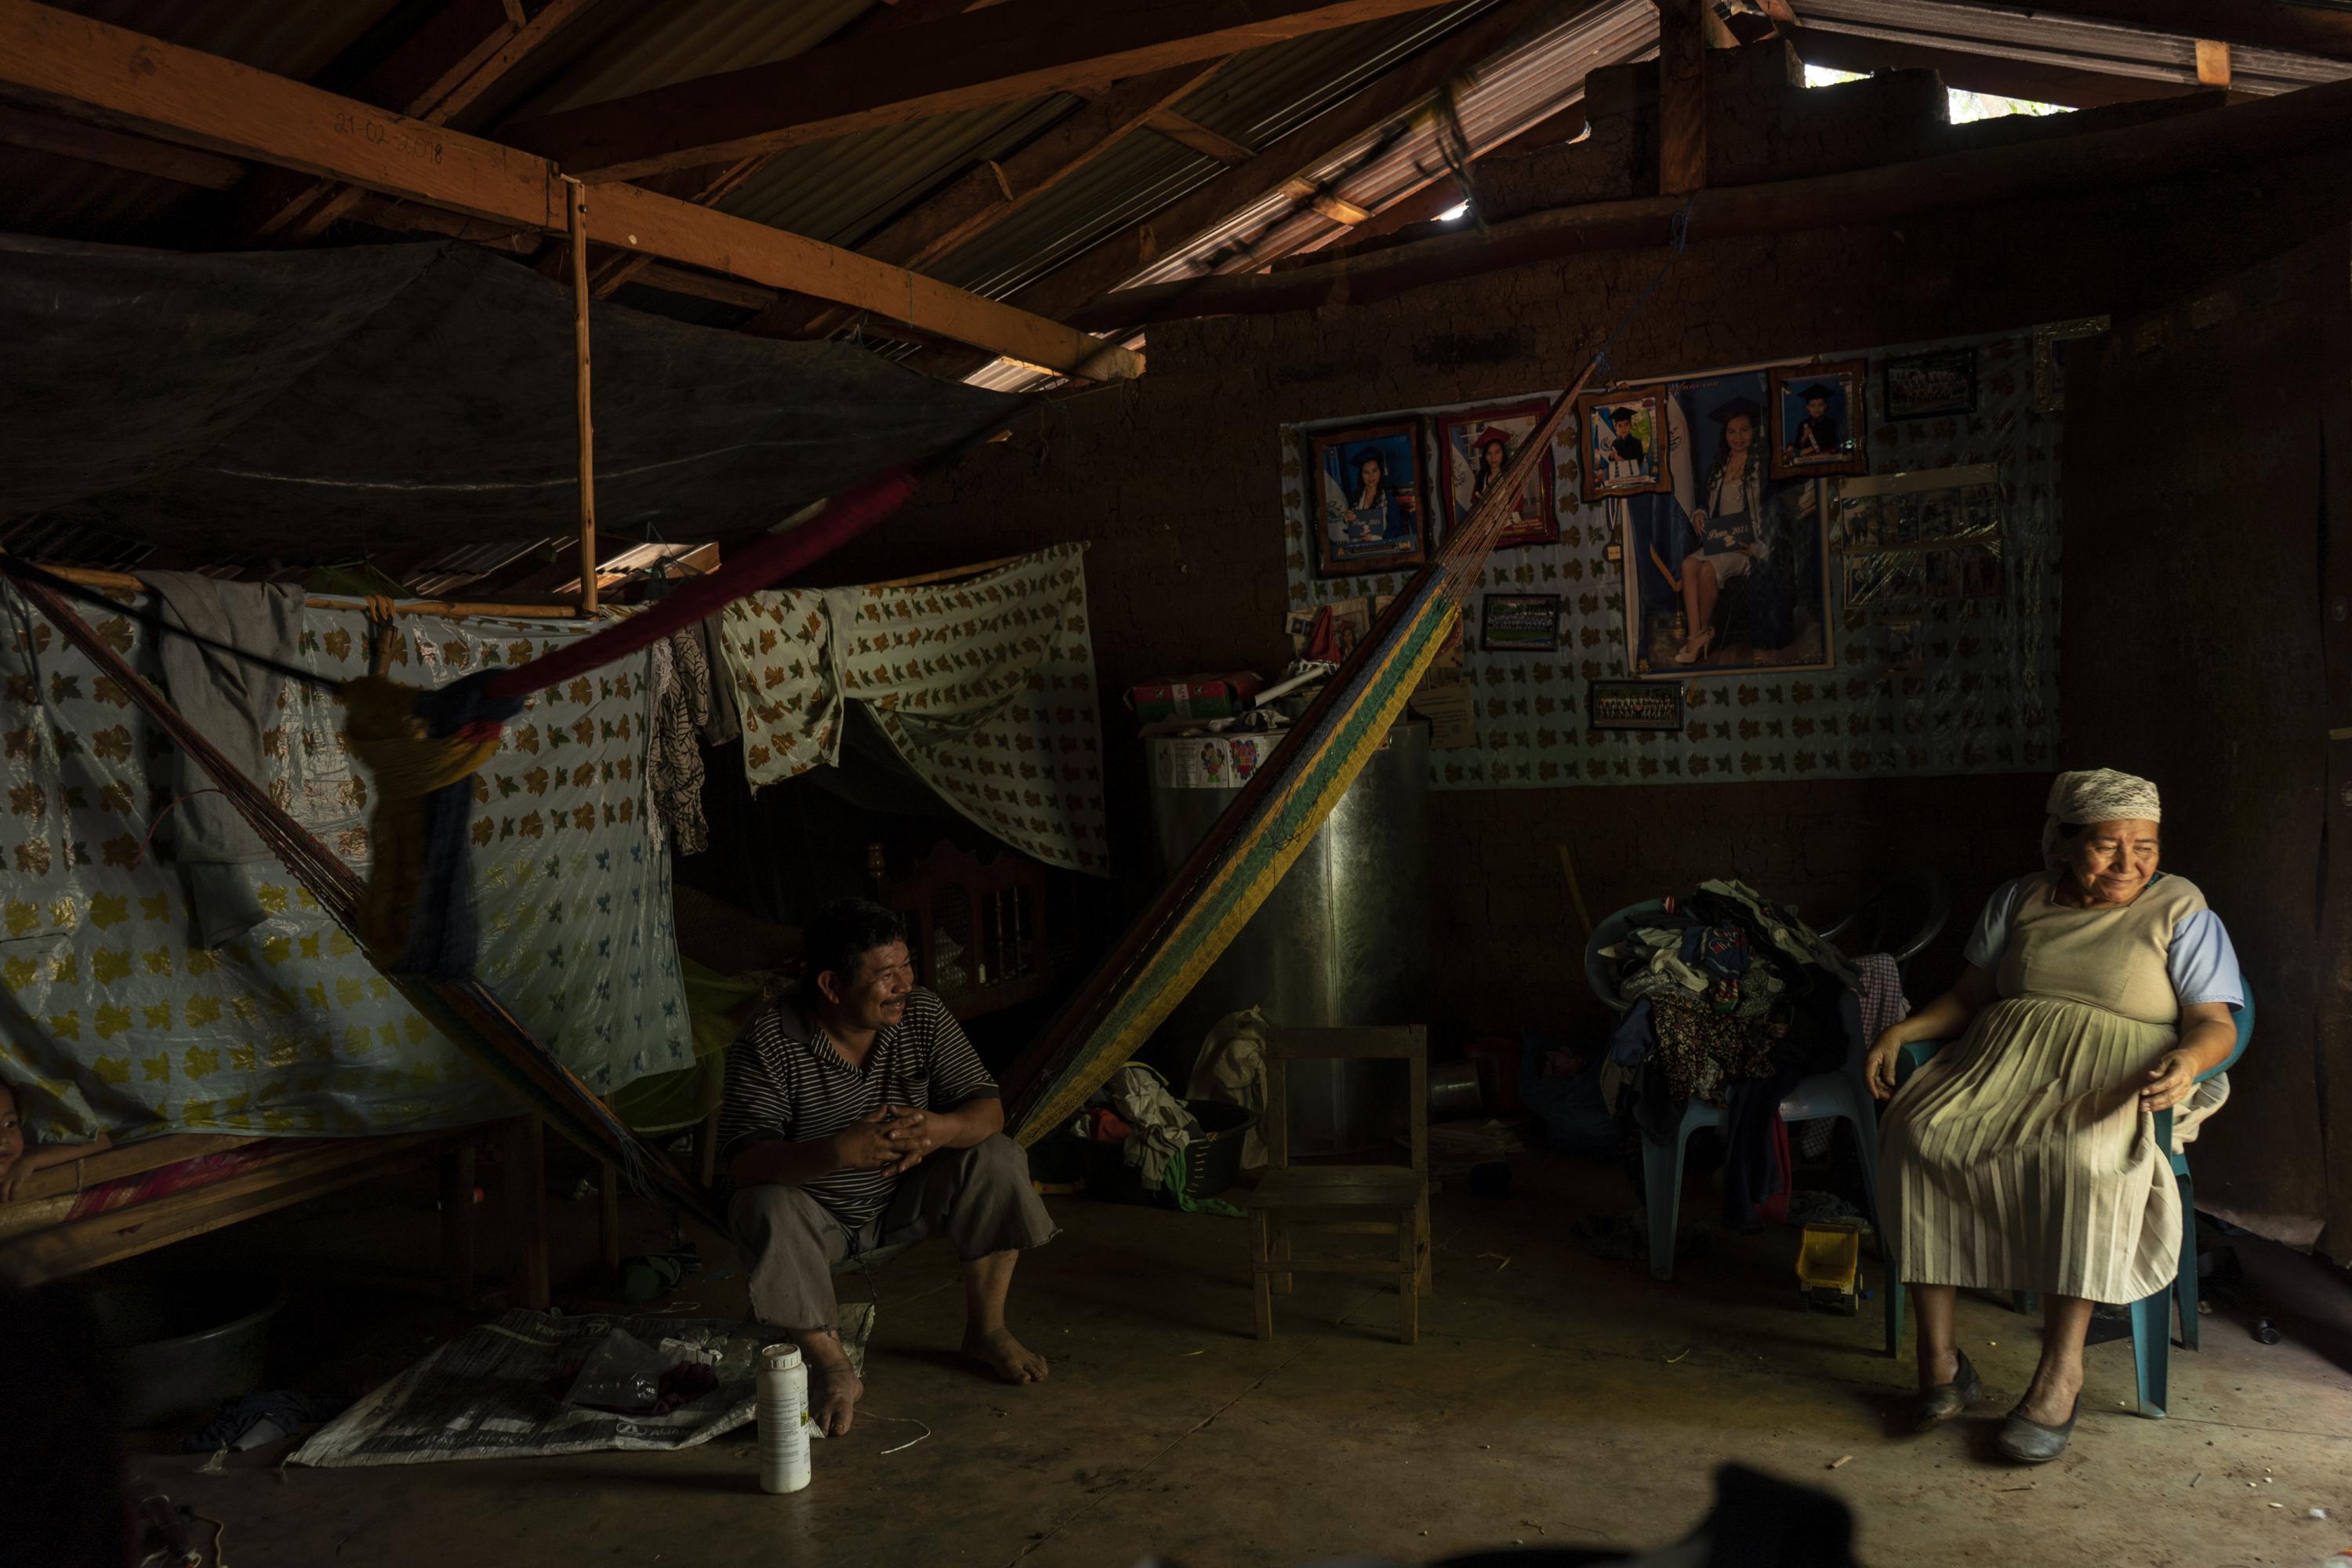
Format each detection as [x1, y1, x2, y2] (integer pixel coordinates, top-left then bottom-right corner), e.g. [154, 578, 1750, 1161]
[717, 896, 1058, 1435]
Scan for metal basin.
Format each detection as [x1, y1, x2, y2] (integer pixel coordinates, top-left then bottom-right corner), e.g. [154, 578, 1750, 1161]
[85, 1271, 289, 1430]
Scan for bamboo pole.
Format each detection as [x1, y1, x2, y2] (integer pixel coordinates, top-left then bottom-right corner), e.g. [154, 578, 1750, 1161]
[864, 553, 1029, 590]
[20, 563, 594, 621]
[564, 174, 598, 618]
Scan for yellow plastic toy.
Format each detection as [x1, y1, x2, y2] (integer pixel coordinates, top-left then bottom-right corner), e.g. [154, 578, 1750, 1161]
[1795, 1220, 1864, 1316]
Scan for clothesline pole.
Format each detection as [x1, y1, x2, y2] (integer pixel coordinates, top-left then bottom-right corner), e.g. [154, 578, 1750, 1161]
[863, 553, 1030, 590]
[564, 175, 599, 619]
[14, 564, 594, 621]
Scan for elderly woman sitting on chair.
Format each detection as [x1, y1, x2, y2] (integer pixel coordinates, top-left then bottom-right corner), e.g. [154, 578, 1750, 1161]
[1867, 769, 2243, 1464]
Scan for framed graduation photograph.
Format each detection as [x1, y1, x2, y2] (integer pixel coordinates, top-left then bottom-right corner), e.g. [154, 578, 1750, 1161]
[1769, 359, 1867, 480]
[1306, 420, 1428, 579]
[1436, 401, 1558, 549]
[1576, 387, 1670, 499]
[1882, 347, 1976, 420]
[1479, 592, 1562, 652]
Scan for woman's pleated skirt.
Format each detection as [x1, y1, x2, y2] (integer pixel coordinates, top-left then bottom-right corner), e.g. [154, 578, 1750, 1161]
[1879, 996, 2181, 1303]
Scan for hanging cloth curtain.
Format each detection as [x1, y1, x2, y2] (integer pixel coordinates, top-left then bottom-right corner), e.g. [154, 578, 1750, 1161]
[715, 543, 1108, 875]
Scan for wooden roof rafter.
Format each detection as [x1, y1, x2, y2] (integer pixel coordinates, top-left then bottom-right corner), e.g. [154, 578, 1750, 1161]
[1927, 0, 2352, 64]
[0, 0, 1141, 382]
[229, 0, 608, 248]
[502, 0, 1470, 183]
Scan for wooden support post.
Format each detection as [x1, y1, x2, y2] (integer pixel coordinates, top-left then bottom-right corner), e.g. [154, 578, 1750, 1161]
[25, 561, 594, 620]
[597, 1162, 622, 1279]
[440, 1142, 477, 1307]
[564, 175, 597, 618]
[499, 1115, 550, 1311]
[1657, 0, 1707, 196]
[696, 1103, 722, 1189]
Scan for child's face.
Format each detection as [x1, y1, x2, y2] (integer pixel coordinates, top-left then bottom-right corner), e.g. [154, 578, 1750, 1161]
[0, 1083, 20, 1176]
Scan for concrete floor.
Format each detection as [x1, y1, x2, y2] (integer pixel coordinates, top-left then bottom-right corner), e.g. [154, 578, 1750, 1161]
[124, 1146, 2352, 1567]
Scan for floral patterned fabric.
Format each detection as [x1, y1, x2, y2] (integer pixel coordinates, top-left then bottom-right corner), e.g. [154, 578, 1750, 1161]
[715, 544, 1107, 875]
[0, 587, 691, 1146]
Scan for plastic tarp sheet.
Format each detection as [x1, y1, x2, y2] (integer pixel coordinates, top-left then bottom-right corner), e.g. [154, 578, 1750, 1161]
[715, 544, 1109, 874]
[0, 586, 692, 1145]
[291, 1306, 873, 1468]
[0, 234, 1025, 555]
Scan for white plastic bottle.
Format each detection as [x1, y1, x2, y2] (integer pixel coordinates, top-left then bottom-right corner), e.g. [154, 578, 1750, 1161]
[757, 1343, 812, 1494]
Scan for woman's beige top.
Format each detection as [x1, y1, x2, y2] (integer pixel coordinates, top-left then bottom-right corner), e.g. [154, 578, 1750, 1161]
[1996, 872, 2207, 1025]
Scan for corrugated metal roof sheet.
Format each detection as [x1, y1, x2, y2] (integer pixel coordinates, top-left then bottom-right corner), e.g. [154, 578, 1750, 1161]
[931, 0, 1504, 299]
[503, 0, 876, 116]
[721, 96, 1082, 249]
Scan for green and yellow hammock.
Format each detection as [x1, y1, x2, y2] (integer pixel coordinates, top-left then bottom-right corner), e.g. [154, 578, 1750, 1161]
[1002, 358, 1602, 1142]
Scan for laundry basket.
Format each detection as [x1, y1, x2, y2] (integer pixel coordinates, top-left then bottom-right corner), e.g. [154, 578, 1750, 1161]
[1081, 1099, 1255, 1207]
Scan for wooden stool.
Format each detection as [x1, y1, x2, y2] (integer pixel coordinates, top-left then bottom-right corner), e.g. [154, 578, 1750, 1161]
[1245, 1025, 1430, 1344]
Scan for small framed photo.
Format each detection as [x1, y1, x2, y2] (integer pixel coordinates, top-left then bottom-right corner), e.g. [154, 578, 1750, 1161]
[1962, 546, 2004, 600]
[1479, 592, 1561, 653]
[1576, 388, 1669, 499]
[1879, 616, 1926, 673]
[1436, 401, 1559, 550]
[1836, 497, 1882, 553]
[1882, 347, 1976, 420]
[1769, 359, 1867, 479]
[1922, 548, 1962, 598]
[1307, 421, 1428, 579]
[1587, 678, 1685, 731]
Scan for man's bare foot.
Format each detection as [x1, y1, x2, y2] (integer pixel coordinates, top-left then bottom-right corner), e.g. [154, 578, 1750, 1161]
[962, 1325, 1050, 1385]
[798, 1330, 864, 1436]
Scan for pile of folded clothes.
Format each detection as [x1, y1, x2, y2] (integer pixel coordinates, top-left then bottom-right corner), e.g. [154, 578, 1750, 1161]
[1597, 880, 1860, 1232]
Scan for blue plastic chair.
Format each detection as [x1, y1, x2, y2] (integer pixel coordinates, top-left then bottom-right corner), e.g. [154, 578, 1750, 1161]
[1882, 993, 2254, 1415]
[1585, 901, 1882, 1283]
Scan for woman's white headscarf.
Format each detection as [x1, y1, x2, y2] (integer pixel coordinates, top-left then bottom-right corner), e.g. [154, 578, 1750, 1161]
[2042, 768, 2161, 875]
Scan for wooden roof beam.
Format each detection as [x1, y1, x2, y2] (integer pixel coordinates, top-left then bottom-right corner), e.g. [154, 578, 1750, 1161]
[503, 0, 1463, 183]
[236, 0, 603, 247]
[0, 2, 1140, 381]
[1655, 0, 1705, 194]
[1144, 108, 1258, 165]
[1929, 0, 2352, 64]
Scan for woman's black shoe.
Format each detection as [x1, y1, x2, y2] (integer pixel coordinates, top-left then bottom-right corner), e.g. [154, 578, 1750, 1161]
[1996, 1396, 2081, 1462]
[1911, 1348, 1984, 1432]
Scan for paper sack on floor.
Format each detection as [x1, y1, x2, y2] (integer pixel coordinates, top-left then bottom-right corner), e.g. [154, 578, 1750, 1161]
[291, 1306, 872, 1467]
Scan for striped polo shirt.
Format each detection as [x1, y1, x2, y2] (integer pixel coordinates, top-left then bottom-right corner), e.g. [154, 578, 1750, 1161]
[716, 987, 998, 1231]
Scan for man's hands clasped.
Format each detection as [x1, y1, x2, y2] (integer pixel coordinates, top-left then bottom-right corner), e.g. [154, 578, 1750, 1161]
[830, 1105, 943, 1175]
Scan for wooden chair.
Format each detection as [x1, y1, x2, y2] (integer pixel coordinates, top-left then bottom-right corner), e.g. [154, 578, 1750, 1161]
[878, 840, 1061, 1020]
[1246, 1025, 1431, 1345]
